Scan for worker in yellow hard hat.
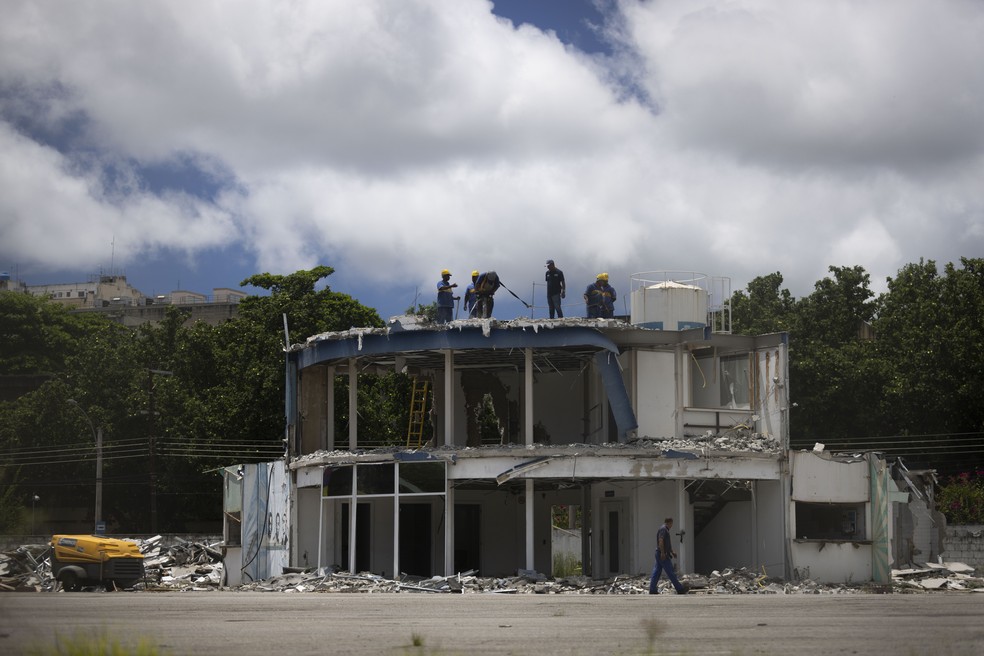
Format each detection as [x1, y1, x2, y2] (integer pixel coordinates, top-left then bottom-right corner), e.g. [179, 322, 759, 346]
[584, 272, 616, 319]
[464, 270, 479, 317]
[436, 269, 458, 324]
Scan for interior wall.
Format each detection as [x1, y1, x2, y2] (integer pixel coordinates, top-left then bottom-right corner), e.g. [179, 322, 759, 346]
[454, 489, 522, 576]
[755, 479, 786, 577]
[695, 501, 753, 573]
[529, 372, 585, 444]
[295, 487, 321, 570]
[298, 367, 327, 455]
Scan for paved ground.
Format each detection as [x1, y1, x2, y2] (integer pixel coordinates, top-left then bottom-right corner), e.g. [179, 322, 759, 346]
[2, 592, 983, 655]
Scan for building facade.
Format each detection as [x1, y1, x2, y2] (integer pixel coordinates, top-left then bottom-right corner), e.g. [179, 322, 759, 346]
[221, 272, 909, 586]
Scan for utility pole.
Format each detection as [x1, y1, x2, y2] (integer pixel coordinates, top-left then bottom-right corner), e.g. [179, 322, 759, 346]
[68, 399, 102, 534]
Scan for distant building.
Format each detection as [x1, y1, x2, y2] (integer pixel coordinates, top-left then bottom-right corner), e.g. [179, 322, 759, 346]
[8, 272, 246, 327]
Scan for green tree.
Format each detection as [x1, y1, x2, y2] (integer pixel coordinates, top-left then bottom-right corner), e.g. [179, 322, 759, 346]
[730, 272, 796, 336]
[786, 266, 886, 443]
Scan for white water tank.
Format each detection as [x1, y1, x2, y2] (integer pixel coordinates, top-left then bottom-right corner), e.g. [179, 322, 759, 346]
[630, 275, 708, 330]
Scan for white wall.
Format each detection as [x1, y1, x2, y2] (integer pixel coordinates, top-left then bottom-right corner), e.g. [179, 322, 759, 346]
[791, 452, 869, 502]
[294, 487, 321, 570]
[634, 351, 677, 439]
[790, 541, 872, 583]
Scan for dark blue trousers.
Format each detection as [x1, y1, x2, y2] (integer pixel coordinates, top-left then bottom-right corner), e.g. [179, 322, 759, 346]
[648, 557, 685, 594]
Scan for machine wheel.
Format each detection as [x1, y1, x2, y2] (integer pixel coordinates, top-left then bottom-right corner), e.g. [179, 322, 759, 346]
[60, 571, 81, 592]
[114, 579, 139, 590]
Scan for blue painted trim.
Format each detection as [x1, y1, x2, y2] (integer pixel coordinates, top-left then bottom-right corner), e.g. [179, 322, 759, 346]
[294, 325, 623, 369]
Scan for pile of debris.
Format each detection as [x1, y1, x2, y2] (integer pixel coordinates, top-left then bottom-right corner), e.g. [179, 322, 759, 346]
[230, 564, 984, 595]
[0, 543, 50, 591]
[139, 536, 225, 591]
[891, 562, 984, 592]
[3, 538, 982, 594]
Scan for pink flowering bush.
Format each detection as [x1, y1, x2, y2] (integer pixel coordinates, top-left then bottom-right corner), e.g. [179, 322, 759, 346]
[937, 470, 984, 525]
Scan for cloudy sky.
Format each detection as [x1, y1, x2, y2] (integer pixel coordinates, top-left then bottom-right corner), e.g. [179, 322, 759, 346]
[2, 0, 982, 321]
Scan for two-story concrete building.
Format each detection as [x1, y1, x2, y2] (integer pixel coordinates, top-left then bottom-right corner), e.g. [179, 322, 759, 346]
[221, 272, 908, 586]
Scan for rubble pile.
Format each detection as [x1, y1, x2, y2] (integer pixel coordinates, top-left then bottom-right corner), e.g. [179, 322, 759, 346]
[139, 536, 225, 591]
[230, 564, 984, 595]
[0, 543, 50, 591]
[891, 562, 984, 592]
[3, 538, 982, 594]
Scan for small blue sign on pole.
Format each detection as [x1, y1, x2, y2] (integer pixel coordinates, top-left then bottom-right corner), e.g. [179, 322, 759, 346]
[95, 521, 106, 536]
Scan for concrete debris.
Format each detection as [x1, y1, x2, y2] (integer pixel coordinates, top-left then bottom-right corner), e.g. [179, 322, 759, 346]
[223, 564, 984, 595]
[891, 562, 984, 593]
[4, 539, 982, 594]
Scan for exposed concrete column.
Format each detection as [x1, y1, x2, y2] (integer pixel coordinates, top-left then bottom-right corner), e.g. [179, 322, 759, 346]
[325, 365, 335, 452]
[393, 463, 400, 579]
[444, 350, 454, 446]
[348, 359, 357, 451]
[349, 465, 357, 574]
[581, 483, 592, 577]
[525, 478, 535, 571]
[445, 479, 455, 576]
[676, 479, 688, 574]
[674, 344, 685, 438]
[525, 347, 533, 446]
[751, 481, 759, 569]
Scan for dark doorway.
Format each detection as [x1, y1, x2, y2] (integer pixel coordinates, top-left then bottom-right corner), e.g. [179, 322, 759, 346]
[399, 503, 432, 576]
[340, 502, 370, 573]
[454, 504, 481, 573]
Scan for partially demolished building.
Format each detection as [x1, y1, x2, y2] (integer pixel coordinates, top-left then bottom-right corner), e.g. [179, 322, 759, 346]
[222, 272, 912, 587]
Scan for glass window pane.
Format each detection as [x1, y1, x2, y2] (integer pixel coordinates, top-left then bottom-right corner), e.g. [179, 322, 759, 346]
[399, 462, 445, 494]
[357, 463, 395, 495]
[323, 465, 353, 497]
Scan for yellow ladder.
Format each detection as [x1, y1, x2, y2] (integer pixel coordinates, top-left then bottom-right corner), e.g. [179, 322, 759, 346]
[406, 378, 430, 448]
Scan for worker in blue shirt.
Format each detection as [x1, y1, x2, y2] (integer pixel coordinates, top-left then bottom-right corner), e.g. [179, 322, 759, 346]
[584, 273, 615, 318]
[436, 269, 458, 324]
[464, 270, 479, 317]
[649, 517, 688, 594]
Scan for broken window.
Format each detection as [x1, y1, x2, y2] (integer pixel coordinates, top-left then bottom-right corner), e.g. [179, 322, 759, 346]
[223, 468, 243, 546]
[720, 354, 750, 409]
[795, 502, 866, 541]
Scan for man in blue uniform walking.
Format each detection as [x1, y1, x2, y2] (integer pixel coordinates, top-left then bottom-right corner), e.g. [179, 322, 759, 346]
[649, 517, 688, 594]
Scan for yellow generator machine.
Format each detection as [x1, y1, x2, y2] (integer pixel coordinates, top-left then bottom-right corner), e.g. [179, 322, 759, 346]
[50, 535, 145, 591]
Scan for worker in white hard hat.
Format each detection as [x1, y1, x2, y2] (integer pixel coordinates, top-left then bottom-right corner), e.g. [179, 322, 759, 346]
[436, 269, 458, 324]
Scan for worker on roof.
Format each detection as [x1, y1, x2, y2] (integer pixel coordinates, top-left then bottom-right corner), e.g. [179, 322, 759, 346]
[463, 270, 479, 317]
[470, 271, 501, 319]
[436, 269, 458, 324]
[584, 272, 616, 319]
[545, 259, 566, 319]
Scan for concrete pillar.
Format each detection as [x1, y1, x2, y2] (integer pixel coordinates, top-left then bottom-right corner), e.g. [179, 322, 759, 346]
[348, 359, 357, 451]
[525, 348, 533, 446]
[444, 350, 454, 446]
[526, 478, 535, 570]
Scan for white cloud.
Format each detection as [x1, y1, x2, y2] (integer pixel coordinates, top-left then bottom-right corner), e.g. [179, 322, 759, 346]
[1, 0, 983, 315]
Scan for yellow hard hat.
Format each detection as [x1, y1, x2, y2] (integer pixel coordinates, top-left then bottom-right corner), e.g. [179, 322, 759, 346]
[597, 272, 609, 281]
[471, 270, 479, 277]
[441, 269, 451, 276]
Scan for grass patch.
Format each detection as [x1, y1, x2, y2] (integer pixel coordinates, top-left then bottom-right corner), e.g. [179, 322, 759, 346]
[28, 630, 168, 656]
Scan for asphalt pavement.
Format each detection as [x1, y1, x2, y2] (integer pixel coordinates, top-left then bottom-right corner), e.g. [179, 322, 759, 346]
[2, 591, 983, 655]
